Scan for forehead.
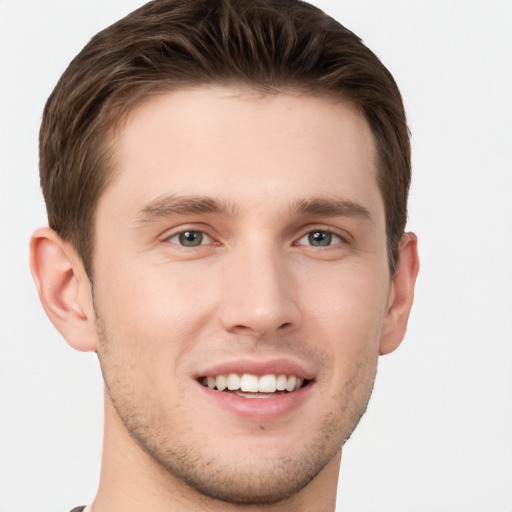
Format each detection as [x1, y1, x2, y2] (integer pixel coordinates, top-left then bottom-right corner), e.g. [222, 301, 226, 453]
[101, 86, 383, 223]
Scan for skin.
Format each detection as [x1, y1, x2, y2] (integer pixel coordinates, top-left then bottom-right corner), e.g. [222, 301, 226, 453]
[30, 87, 419, 512]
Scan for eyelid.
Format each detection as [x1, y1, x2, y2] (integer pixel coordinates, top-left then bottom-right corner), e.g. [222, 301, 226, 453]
[158, 223, 351, 247]
[167, 230, 212, 246]
[294, 226, 351, 246]
[160, 224, 219, 246]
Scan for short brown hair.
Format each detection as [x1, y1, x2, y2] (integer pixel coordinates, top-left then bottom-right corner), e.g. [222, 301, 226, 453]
[40, 0, 410, 277]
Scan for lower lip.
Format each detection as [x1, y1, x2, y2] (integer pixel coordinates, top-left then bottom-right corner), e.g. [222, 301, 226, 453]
[196, 381, 313, 422]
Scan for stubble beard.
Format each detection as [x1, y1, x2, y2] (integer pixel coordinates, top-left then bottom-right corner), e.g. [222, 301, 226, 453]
[95, 311, 377, 506]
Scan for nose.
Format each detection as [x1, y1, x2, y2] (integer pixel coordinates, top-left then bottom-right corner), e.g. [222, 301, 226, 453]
[219, 244, 302, 338]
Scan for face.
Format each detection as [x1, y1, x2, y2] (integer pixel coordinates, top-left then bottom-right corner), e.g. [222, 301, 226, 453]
[91, 87, 392, 504]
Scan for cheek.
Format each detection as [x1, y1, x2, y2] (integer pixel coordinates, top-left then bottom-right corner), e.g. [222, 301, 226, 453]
[92, 264, 218, 397]
[297, 260, 389, 390]
[94, 262, 240, 424]
[299, 260, 390, 342]
[96, 259, 215, 333]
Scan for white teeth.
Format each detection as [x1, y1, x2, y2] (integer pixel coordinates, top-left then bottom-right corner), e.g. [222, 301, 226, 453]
[227, 373, 241, 390]
[203, 373, 307, 393]
[286, 375, 296, 392]
[258, 374, 277, 393]
[240, 374, 259, 392]
[276, 374, 287, 391]
[216, 375, 227, 391]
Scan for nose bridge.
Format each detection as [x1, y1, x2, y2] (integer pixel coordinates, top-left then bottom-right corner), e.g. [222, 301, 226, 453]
[220, 234, 300, 337]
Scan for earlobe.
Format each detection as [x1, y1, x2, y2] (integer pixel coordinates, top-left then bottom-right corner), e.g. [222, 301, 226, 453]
[30, 227, 97, 352]
[379, 232, 420, 356]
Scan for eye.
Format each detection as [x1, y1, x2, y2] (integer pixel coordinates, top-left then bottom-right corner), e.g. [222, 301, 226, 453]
[167, 230, 211, 247]
[297, 230, 342, 247]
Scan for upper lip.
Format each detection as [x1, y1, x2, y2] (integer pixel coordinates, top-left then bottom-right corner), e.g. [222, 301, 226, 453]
[195, 358, 315, 380]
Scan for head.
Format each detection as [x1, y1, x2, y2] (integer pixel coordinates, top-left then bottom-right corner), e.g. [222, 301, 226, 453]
[39, 0, 410, 279]
[32, 0, 419, 507]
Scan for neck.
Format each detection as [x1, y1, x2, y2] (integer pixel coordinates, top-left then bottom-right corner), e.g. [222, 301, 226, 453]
[92, 397, 341, 512]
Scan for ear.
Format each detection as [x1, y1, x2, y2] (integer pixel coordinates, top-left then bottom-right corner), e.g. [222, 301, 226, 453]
[30, 227, 98, 352]
[379, 232, 420, 356]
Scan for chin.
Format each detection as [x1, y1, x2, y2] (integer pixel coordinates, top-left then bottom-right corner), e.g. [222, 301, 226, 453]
[124, 404, 352, 506]
[155, 444, 337, 506]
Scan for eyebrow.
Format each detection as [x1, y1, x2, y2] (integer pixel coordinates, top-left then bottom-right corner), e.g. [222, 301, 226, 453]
[135, 194, 238, 222]
[292, 198, 373, 223]
[135, 194, 372, 224]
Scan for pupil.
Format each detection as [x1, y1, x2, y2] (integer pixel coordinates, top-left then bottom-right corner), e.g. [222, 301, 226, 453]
[179, 231, 202, 246]
[309, 231, 331, 246]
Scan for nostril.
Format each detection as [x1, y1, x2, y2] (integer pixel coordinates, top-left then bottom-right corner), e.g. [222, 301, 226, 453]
[232, 325, 253, 333]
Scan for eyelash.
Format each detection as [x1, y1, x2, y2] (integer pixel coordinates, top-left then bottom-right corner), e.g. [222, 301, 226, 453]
[295, 230, 345, 248]
[164, 228, 347, 249]
[166, 230, 213, 247]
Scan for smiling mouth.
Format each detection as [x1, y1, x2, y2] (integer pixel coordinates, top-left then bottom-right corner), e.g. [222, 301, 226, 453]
[199, 373, 310, 398]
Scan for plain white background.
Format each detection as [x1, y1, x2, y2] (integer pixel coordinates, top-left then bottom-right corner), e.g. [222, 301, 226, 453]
[1, 1, 511, 511]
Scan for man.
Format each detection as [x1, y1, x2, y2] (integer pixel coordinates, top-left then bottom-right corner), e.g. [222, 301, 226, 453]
[30, 0, 419, 510]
